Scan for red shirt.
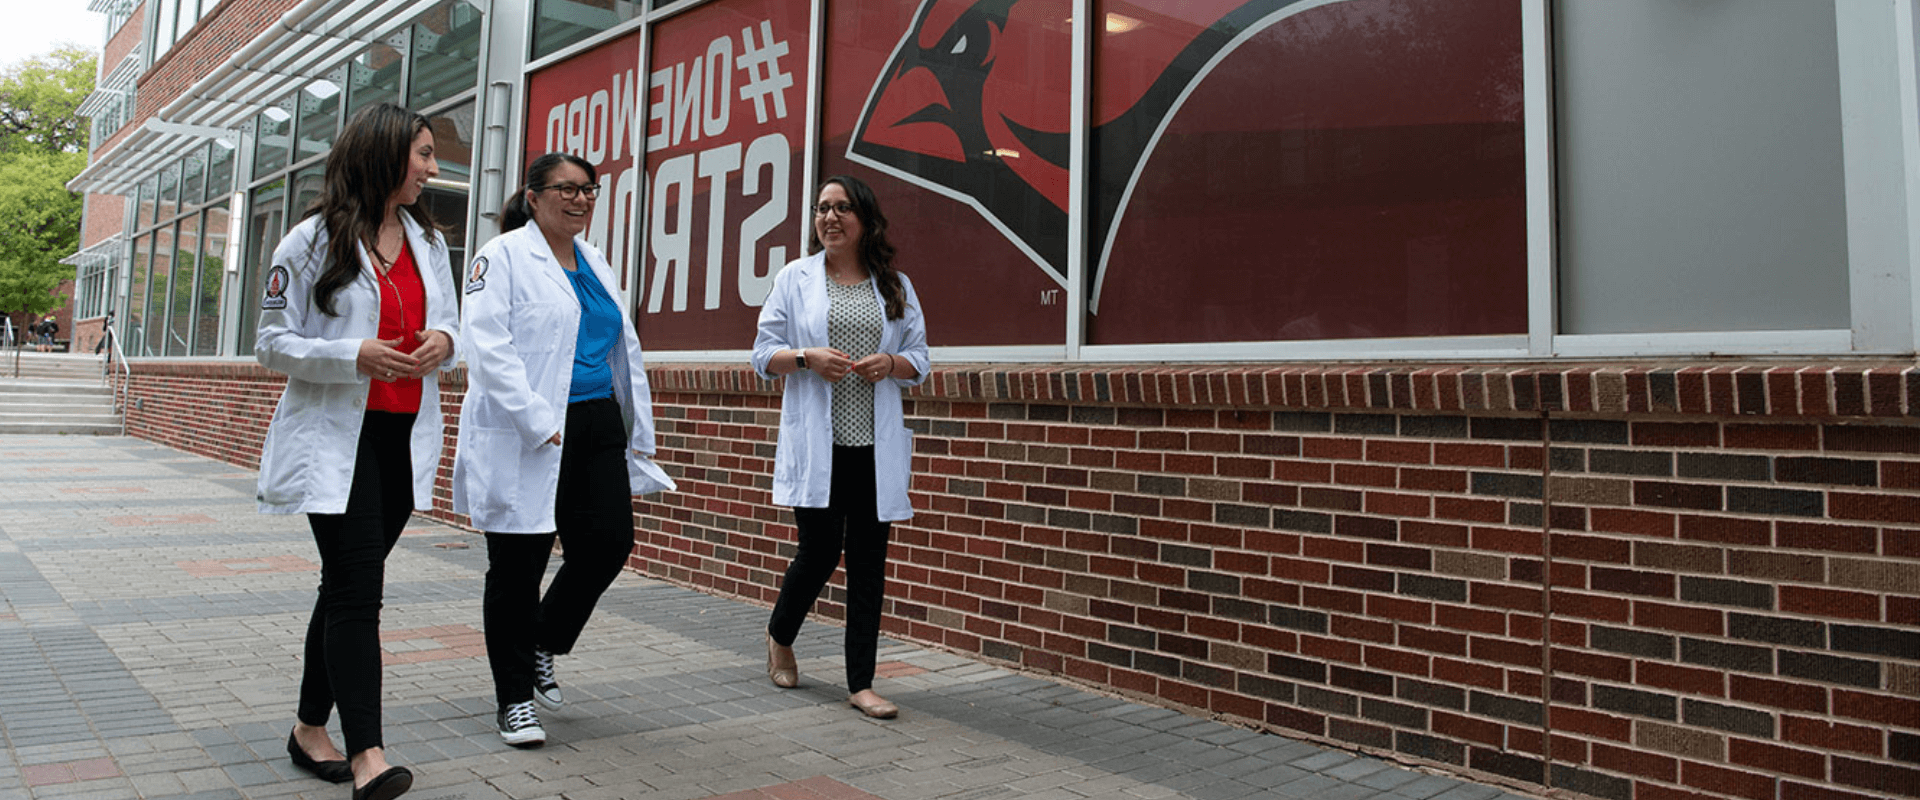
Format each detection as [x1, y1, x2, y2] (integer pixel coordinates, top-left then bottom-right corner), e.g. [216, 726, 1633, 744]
[367, 242, 427, 414]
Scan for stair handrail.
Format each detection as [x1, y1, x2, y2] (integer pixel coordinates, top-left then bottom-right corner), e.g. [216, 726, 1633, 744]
[103, 325, 131, 436]
[3, 318, 15, 379]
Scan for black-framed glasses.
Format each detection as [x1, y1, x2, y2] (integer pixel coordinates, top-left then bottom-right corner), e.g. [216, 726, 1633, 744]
[813, 202, 856, 217]
[537, 182, 599, 200]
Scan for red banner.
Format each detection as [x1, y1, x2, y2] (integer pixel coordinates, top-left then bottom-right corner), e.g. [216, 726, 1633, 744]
[524, 33, 643, 290]
[639, 0, 811, 349]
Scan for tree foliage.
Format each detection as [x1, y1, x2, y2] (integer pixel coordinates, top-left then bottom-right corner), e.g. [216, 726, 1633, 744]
[0, 47, 94, 316]
[0, 46, 96, 155]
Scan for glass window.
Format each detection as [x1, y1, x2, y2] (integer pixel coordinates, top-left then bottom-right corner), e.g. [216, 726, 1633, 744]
[346, 42, 404, 120]
[410, 3, 485, 109]
[145, 224, 174, 357]
[1555, 1, 1848, 334]
[127, 234, 152, 356]
[195, 205, 228, 356]
[531, 0, 641, 61]
[426, 100, 475, 185]
[292, 166, 325, 219]
[297, 73, 344, 166]
[156, 162, 181, 223]
[237, 178, 287, 356]
[135, 176, 156, 230]
[153, 0, 178, 61]
[180, 146, 207, 208]
[206, 139, 236, 202]
[419, 186, 470, 291]
[169, 214, 201, 356]
[254, 100, 294, 177]
[177, 0, 201, 39]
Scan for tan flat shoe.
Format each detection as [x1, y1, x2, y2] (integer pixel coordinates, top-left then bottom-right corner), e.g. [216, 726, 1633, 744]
[766, 631, 798, 688]
[849, 691, 897, 719]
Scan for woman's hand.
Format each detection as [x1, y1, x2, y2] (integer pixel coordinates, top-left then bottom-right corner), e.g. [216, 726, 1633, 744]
[357, 336, 420, 383]
[802, 347, 856, 382]
[409, 329, 454, 377]
[852, 353, 894, 384]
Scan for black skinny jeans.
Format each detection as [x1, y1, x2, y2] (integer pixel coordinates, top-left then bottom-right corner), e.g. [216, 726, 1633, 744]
[298, 410, 415, 756]
[484, 398, 636, 708]
[767, 445, 892, 693]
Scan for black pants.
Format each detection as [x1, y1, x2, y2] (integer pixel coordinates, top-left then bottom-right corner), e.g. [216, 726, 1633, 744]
[767, 445, 892, 693]
[484, 398, 635, 708]
[298, 411, 415, 756]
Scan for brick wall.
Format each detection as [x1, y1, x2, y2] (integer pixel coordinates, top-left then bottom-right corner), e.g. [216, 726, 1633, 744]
[131, 0, 297, 125]
[124, 360, 1920, 800]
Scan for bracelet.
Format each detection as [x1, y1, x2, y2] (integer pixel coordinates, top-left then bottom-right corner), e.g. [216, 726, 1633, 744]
[886, 353, 897, 376]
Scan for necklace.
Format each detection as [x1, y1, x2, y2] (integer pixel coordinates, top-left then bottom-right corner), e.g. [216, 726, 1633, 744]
[370, 235, 406, 331]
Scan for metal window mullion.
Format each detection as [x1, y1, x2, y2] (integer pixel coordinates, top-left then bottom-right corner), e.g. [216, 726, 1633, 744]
[1525, 0, 1556, 357]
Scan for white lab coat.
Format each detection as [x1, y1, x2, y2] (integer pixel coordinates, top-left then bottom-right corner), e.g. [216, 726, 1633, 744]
[255, 213, 461, 514]
[751, 253, 930, 521]
[451, 222, 672, 534]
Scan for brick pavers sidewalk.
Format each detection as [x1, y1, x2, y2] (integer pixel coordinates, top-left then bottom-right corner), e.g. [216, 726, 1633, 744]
[0, 435, 1537, 800]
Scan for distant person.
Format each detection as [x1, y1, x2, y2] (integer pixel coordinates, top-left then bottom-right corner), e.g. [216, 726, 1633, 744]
[34, 316, 56, 351]
[95, 310, 115, 355]
[254, 102, 457, 800]
[452, 152, 673, 748]
[752, 175, 929, 720]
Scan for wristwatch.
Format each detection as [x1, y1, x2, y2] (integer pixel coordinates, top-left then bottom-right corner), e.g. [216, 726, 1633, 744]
[794, 351, 808, 370]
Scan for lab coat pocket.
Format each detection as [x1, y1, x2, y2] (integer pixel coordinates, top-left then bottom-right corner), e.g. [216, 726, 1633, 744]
[511, 301, 568, 353]
[875, 426, 915, 517]
[461, 427, 523, 513]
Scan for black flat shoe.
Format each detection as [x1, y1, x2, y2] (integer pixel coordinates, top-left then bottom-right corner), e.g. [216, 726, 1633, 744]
[354, 765, 412, 800]
[286, 731, 352, 783]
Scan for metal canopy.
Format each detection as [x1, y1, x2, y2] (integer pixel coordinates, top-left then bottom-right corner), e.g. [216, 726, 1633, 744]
[69, 0, 442, 196]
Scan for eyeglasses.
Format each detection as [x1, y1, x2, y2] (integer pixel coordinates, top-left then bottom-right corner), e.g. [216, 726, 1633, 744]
[536, 183, 599, 200]
[813, 202, 856, 217]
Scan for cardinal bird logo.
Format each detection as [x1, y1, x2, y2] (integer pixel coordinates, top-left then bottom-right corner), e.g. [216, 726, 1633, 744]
[851, 0, 1357, 293]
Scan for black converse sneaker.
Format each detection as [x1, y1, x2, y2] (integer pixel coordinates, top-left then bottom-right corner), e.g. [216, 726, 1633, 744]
[532, 648, 563, 709]
[497, 700, 546, 747]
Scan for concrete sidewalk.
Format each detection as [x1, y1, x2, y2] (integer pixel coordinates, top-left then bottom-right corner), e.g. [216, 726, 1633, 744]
[0, 435, 1537, 800]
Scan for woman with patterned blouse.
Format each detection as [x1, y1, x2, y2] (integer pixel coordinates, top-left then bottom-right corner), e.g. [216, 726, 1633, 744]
[751, 175, 931, 719]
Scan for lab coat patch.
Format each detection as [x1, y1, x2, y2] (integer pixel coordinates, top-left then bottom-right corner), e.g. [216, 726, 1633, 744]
[465, 257, 488, 294]
[261, 265, 290, 309]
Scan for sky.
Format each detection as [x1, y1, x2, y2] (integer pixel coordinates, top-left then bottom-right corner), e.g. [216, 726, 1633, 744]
[0, 0, 102, 70]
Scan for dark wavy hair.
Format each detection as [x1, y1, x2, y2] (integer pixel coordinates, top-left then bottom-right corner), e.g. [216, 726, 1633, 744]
[303, 103, 437, 316]
[501, 152, 597, 233]
[809, 175, 905, 320]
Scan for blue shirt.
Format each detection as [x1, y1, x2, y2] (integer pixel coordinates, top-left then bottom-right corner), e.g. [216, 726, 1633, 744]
[566, 247, 620, 402]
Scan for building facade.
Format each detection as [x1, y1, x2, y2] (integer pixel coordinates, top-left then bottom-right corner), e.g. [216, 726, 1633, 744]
[67, 3, 1920, 800]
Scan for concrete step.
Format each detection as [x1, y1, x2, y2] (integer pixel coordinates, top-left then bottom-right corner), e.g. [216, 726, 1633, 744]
[0, 420, 123, 435]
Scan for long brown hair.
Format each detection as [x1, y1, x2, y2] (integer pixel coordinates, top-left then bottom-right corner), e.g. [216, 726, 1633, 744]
[809, 175, 905, 320]
[304, 103, 437, 316]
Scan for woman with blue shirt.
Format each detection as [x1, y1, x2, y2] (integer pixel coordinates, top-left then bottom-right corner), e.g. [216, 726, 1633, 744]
[452, 152, 671, 748]
[753, 175, 930, 719]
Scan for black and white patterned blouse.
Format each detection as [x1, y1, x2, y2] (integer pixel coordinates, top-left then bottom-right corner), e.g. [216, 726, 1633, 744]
[826, 274, 883, 446]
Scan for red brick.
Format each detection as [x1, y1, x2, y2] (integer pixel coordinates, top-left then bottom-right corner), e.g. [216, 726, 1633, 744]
[1591, 508, 1678, 538]
[1592, 741, 1678, 782]
[1832, 690, 1920, 728]
[1728, 738, 1825, 779]
[1829, 491, 1920, 525]
[1636, 661, 1726, 698]
[1550, 706, 1631, 742]
[1725, 423, 1820, 451]
[1682, 762, 1785, 800]
[1631, 601, 1723, 636]
[1432, 710, 1504, 747]
[1553, 648, 1632, 682]
[1729, 675, 1827, 714]
[1634, 422, 1720, 448]
[1779, 586, 1880, 621]
[1781, 715, 1881, 757]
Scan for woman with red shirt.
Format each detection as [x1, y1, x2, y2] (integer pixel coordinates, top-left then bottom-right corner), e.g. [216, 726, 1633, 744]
[256, 103, 459, 800]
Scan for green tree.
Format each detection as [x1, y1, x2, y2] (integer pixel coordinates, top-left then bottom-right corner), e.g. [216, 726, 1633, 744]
[0, 46, 95, 154]
[0, 149, 87, 316]
[0, 46, 94, 317]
